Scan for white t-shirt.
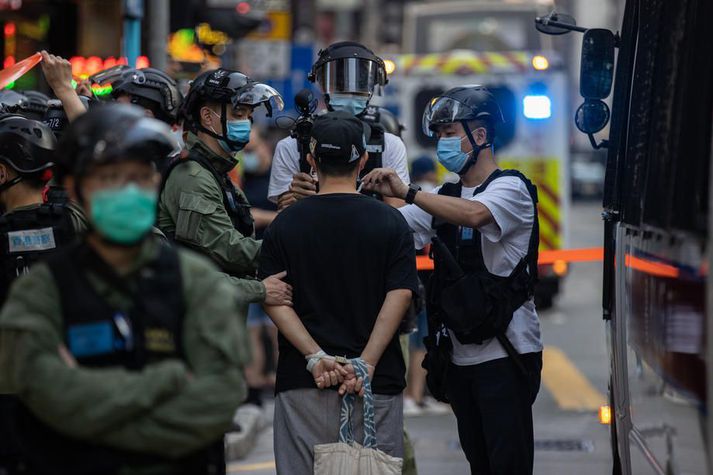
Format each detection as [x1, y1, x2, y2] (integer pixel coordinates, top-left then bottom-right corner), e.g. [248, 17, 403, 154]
[399, 175, 543, 366]
[268, 133, 411, 203]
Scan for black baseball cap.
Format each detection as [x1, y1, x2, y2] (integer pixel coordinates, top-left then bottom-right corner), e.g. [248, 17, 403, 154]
[309, 111, 371, 163]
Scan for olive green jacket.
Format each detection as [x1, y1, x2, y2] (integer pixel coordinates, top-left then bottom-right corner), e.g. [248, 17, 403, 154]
[157, 135, 265, 303]
[0, 237, 248, 460]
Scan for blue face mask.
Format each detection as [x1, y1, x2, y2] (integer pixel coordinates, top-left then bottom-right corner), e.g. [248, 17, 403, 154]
[329, 93, 368, 116]
[90, 184, 157, 245]
[436, 136, 473, 174]
[211, 110, 252, 153]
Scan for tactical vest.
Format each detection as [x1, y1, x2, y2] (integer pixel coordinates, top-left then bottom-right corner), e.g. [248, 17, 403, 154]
[0, 204, 75, 303]
[428, 169, 539, 347]
[162, 151, 255, 239]
[10, 244, 223, 475]
[50, 242, 185, 368]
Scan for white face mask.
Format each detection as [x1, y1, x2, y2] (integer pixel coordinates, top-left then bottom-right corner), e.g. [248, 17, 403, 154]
[171, 127, 185, 150]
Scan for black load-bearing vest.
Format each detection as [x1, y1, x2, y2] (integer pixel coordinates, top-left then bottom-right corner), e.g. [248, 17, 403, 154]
[0, 203, 75, 303]
[162, 150, 255, 239]
[428, 169, 539, 347]
[49, 242, 185, 368]
[9, 243, 225, 475]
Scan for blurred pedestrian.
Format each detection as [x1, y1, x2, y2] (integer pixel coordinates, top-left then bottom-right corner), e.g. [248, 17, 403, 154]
[0, 104, 248, 475]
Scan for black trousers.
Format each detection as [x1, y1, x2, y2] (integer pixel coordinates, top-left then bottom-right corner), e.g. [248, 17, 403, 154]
[446, 352, 542, 475]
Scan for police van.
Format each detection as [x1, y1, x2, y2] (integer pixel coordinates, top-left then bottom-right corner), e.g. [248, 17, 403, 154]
[537, 0, 713, 472]
[378, 0, 570, 308]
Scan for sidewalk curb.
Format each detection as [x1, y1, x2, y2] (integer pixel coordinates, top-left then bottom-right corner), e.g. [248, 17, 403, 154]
[225, 405, 265, 461]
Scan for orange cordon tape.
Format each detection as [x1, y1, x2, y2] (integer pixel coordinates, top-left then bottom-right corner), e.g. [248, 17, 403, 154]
[416, 247, 690, 280]
[415, 247, 604, 271]
[0, 53, 42, 90]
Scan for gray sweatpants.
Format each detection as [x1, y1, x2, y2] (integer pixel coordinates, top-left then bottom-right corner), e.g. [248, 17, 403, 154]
[274, 388, 404, 475]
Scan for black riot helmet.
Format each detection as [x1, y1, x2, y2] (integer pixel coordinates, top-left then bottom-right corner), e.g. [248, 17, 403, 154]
[422, 86, 505, 175]
[55, 103, 179, 182]
[180, 68, 284, 150]
[0, 114, 57, 192]
[42, 96, 92, 140]
[309, 41, 388, 101]
[110, 67, 183, 125]
[20, 91, 50, 121]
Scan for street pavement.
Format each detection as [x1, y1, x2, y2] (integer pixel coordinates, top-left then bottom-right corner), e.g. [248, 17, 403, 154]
[228, 201, 613, 475]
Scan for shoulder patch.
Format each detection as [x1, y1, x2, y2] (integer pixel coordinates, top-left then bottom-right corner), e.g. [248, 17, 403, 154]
[7, 227, 57, 253]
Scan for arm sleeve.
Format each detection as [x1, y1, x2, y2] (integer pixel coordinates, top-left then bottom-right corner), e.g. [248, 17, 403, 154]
[268, 137, 300, 203]
[472, 177, 534, 243]
[94, 253, 248, 458]
[385, 214, 420, 294]
[257, 225, 286, 281]
[398, 195, 438, 250]
[0, 264, 188, 440]
[384, 134, 411, 184]
[169, 166, 262, 276]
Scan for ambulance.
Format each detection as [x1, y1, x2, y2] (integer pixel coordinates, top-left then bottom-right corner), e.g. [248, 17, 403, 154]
[377, 0, 570, 308]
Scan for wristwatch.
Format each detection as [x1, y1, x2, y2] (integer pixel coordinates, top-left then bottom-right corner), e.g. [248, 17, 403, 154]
[404, 183, 421, 204]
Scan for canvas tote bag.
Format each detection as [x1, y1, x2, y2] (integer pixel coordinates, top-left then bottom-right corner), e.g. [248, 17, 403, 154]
[313, 359, 403, 475]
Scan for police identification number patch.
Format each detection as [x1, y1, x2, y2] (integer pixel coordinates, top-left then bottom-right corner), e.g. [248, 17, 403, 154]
[7, 227, 57, 253]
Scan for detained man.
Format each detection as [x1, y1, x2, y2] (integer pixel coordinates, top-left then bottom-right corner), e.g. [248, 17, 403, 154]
[258, 111, 419, 475]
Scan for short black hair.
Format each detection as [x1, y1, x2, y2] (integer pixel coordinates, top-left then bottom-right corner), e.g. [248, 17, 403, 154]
[0, 163, 48, 190]
[313, 155, 361, 177]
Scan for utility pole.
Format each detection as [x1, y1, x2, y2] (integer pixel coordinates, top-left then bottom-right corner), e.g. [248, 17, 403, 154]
[147, 0, 169, 71]
[123, 0, 144, 68]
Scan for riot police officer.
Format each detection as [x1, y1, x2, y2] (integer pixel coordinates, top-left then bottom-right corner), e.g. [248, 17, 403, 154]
[111, 67, 183, 126]
[362, 86, 544, 475]
[158, 68, 291, 308]
[268, 41, 410, 209]
[0, 104, 248, 475]
[0, 114, 79, 302]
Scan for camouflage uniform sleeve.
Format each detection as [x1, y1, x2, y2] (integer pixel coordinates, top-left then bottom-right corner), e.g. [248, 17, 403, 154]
[159, 161, 262, 276]
[96, 250, 248, 458]
[0, 263, 189, 440]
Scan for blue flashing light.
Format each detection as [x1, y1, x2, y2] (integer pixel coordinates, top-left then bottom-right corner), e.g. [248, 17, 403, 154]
[523, 95, 551, 120]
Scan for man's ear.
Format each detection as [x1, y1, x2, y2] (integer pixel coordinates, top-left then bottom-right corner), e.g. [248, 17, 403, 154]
[199, 106, 215, 130]
[0, 163, 7, 184]
[358, 151, 369, 172]
[474, 127, 488, 146]
[306, 153, 317, 171]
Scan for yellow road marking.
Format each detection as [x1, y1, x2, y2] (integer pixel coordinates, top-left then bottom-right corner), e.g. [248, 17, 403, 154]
[542, 345, 606, 411]
[227, 460, 276, 473]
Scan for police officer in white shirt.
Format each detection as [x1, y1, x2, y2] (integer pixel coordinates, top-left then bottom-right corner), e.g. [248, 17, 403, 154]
[362, 86, 543, 475]
[268, 42, 410, 209]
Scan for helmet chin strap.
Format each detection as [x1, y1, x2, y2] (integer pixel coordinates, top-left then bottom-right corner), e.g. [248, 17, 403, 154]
[0, 175, 23, 194]
[457, 120, 491, 176]
[197, 103, 247, 152]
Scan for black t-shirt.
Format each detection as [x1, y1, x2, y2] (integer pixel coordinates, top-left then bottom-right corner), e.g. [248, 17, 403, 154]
[258, 193, 418, 395]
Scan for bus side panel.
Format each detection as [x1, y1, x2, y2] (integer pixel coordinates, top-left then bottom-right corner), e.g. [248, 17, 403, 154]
[619, 226, 708, 474]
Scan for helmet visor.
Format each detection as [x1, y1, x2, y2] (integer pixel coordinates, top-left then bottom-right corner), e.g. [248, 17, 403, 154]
[90, 65, 133, 86]
[232, 83, 285, 116]
[422, 95, 477, 137]
[316, 58, 384, 95]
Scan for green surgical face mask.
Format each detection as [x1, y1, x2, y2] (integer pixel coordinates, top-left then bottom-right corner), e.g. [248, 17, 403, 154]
[90, 184, 157, 245]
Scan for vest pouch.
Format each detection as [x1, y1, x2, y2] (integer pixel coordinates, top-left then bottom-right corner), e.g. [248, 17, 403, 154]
[421, 330, 452, 403]
[439, 272, 509, 344]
